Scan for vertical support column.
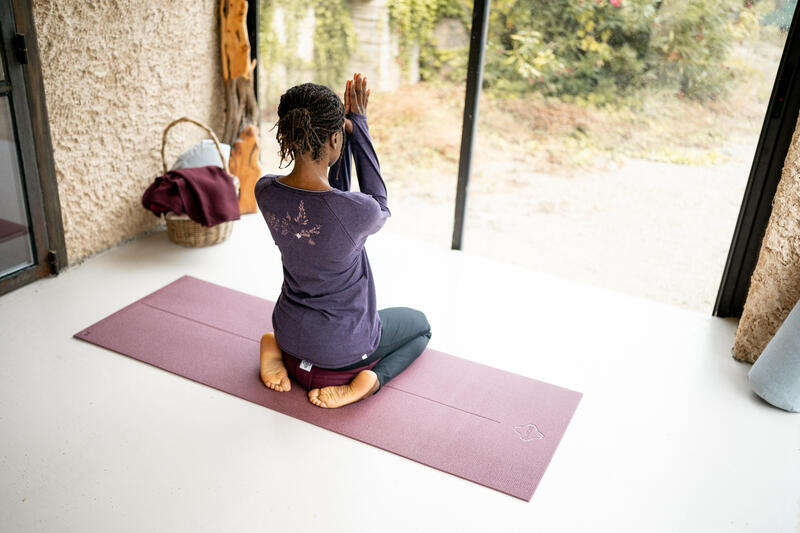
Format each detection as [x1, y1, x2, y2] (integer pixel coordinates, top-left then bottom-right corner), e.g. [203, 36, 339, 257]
[451, 0, 490, 251]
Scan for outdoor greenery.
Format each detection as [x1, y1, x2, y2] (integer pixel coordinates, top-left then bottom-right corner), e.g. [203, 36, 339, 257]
[386, 0, 471, 79]
[259, 0, 355, 102]
[453, 0, 781, 102]
[260, 0, 788, 103]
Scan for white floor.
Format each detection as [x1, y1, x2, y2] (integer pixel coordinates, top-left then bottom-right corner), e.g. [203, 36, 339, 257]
[1, 213, 798, 533]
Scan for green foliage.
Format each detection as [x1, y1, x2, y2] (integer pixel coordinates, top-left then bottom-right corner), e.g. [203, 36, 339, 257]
[259, 0, 761, 105]
[483, 0, 756, 102]
[313, 0, 356, 89]
[259, 0, 354, 102]
[387, 0, 470, 80]
[649, 0, 740, 101]
[484, 0, 658, 103]
[260, 0, 311, 103]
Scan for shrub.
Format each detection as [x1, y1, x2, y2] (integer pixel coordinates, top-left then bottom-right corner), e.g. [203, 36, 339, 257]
[483, 0, 746, 102]
[484, 0, 658, 103]
[649, 0, 740, 101]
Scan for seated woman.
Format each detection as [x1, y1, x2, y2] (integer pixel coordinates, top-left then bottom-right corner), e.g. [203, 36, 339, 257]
[255, 73, 432, 409]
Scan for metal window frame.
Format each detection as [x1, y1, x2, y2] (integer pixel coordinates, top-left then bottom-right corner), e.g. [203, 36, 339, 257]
[451, 0, 490, 250]
[714, 6, 800, 317]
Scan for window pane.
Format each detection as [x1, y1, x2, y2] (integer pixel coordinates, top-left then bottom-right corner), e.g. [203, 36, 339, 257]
[465, 0, 796, 312]
[0, 95, 35, 278]
[257, 0, 470, 247]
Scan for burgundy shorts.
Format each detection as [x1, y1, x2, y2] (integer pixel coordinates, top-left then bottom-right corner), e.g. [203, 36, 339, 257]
[282, 351, 380, 390]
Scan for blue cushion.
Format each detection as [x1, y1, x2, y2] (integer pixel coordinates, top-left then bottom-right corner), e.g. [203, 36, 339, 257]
[748, 298, 800, 412]
[171, 139, 230, 170]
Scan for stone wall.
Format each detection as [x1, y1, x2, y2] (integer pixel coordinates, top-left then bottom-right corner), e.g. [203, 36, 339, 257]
[259, 0, 419, 107]
[733, 112, 800, 363]
[349, 0, 419, 92]
[32, 0, 225, 265]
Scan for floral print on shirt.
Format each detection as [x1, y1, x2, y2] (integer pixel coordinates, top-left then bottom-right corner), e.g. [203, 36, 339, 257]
[265, 200, 322, 246]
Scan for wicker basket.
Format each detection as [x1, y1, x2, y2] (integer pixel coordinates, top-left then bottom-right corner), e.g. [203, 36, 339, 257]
[160, 117, 240, 247]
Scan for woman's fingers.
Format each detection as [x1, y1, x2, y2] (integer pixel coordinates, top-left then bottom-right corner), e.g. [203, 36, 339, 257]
[352, 75, 361, 112]
[345, 73, 369, 114]
[357, 74, 367, 109]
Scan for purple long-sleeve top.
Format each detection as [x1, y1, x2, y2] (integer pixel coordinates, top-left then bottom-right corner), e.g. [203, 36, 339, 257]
[254, 113, 391, 368]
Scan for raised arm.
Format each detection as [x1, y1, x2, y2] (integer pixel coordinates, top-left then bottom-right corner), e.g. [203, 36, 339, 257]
[348, 112, 388, 215]
[344, 73, 389, 216]
[328, 127, 352, 192]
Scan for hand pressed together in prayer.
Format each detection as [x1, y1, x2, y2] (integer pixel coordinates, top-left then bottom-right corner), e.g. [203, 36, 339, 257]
[344, 72, 370, 135]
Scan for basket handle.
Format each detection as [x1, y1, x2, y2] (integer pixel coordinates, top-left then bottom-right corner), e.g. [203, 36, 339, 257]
[161, 117, 229, 174]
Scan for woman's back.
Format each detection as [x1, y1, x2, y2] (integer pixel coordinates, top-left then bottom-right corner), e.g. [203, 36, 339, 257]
[255, 111, 390, 369]
[257, 77, 430, 410]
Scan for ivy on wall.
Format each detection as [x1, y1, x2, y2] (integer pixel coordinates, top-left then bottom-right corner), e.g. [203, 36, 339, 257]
[387, 0, 470, 80]
[259, 0, 355, 103]
[259, 0, 469, 101]
[313, 0, 356, 89]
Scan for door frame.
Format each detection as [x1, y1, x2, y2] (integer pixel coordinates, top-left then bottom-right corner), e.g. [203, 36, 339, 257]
[714, 5, 800, 317]
[0, 0, 65, 297]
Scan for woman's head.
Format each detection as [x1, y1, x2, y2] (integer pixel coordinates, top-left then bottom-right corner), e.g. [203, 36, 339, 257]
[275, 83, 345, 166]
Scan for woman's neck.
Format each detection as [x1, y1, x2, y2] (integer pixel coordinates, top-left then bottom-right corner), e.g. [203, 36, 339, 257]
[281, 156, 332, 191]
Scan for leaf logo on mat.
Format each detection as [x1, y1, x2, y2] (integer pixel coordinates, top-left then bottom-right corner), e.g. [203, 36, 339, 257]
[513, 423, 544, 442]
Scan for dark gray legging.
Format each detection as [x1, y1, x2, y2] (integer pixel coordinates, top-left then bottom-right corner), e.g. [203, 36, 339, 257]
[329, 307, 432, 394]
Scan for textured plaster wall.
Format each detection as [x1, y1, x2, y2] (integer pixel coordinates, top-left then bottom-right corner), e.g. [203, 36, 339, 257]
[733, 113, 800, 363]
[32, 0, 226, 265]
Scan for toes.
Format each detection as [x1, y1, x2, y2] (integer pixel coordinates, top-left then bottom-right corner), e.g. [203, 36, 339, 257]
[307, 389, 328, 408]
[262, 372, 291, 392]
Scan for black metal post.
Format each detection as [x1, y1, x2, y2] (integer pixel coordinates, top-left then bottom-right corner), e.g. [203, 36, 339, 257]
[451, 0, 490, 250]
[714, 5, 800, 317]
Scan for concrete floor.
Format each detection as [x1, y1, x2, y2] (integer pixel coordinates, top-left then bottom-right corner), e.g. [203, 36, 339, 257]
[1, 213, 798, 532]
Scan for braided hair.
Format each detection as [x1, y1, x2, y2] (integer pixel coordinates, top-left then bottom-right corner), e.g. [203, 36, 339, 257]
[274, 83, 345, 168]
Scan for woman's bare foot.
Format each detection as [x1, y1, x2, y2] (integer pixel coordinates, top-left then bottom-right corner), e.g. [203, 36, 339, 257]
[308, 370, 380, 408]
[260, 332, 291, 392]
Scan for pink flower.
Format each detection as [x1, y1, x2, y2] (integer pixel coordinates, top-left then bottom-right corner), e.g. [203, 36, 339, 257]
[610, 0, 621, 6]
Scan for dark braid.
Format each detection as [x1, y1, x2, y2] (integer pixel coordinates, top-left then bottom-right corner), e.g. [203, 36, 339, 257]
[274, 83, 345, 167]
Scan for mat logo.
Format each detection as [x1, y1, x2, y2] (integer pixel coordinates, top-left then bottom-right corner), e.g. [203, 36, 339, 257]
[513, 423, 544, 442]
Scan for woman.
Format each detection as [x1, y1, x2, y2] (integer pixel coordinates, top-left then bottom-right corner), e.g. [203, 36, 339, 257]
[254, 73, 432, 409]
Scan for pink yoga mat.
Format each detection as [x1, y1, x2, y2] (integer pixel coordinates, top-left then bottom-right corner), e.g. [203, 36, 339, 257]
[74, 275, 582, 501]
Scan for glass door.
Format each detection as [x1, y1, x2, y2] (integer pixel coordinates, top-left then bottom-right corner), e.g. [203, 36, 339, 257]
[0, 89, 35, 278]
[464, 0, 798, 313]
[0, 0, 62, 296]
